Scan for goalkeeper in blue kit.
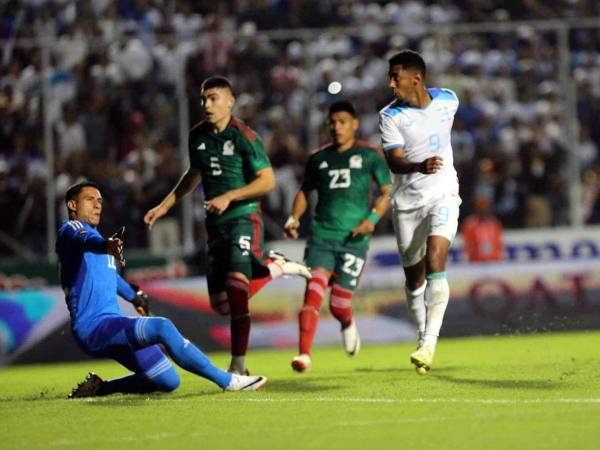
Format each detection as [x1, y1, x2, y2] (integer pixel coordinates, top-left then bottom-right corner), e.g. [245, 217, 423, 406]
[57, 181, 266, 397]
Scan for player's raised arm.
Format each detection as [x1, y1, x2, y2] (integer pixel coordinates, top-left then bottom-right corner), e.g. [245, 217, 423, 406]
[144, 167, 202, 229]
[58, 220, 116, 256]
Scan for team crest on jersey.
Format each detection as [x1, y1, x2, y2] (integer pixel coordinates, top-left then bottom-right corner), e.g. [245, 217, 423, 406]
[223, 140, 235, 155]
[319, 161, 328, 169]
[349, 155, 362, 169]
[197, 142, 206, 150]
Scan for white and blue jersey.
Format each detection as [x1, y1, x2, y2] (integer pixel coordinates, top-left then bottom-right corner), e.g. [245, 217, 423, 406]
[379, 87, 460, 211]
[56, 220, 135, 345]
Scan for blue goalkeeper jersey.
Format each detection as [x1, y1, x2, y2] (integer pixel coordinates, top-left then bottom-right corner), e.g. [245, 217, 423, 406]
[56, 220, 135, 340]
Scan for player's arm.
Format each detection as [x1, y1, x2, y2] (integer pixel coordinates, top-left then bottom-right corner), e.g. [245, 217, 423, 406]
[283, 189, 308, 239]
[204, 167, 275, 215]
[351, 184, 392, 237]
[117, 275, 150, 316]
[144, 167, 202, 229]
[284, 156, 316, 239]
[58, 222, 122, 259]
[385, 147, 443, 175]
[379, 112, 442, 175]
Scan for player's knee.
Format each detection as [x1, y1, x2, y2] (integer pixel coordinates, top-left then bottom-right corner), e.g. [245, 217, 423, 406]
[150, 317, 178, 338]
[152, 366, 180, 392]
[426, 247, 447, 271]
[329, 300, 351, 317]
[210, 294, 230, 316]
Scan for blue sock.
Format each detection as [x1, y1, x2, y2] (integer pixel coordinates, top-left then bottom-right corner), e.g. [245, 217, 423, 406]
[140, 317, 232, 389]
[99, 366, 180, 395]
[99, 373, 155, 395]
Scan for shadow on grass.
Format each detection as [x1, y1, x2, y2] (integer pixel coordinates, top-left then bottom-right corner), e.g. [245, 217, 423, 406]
[355, 366, 461, 374]
[432, 373, 566, 390]
[263, 377, 344, 393]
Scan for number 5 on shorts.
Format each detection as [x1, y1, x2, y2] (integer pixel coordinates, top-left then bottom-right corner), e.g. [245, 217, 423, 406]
[239, 235, 251, 255]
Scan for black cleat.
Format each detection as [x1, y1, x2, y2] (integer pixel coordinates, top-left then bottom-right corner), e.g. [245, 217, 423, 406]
[68, 372, 104, 399]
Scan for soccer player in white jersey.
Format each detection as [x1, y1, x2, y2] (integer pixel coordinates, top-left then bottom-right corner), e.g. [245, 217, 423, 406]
[379, 50, 461, 374]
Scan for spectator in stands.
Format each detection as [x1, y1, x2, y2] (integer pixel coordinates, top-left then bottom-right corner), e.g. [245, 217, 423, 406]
[461, 194, 504, 263]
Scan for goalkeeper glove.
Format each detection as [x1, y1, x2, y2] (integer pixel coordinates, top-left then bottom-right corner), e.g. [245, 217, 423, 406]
[129, 283, 150, 316]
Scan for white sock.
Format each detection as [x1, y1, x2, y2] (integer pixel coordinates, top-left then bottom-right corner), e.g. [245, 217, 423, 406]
[268, 262, 283, 279]
[230, 356, 246, 373]
[405, 283, 426, 341]
[423, 274, 450, 348]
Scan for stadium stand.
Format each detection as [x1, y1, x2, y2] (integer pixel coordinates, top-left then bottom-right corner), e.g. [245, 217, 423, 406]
[1, 1, 600, 256]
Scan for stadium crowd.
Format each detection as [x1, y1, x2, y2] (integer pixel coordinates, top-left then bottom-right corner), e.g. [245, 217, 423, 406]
[1, 0, 600, 256]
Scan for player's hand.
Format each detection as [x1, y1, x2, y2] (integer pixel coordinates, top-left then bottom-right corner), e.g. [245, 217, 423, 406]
[351, 218, 375, 237]
[105, 237, 124, 265]
[204, 194, 231, 215]
[283, 215, 300, 239]
[418, 156, 443, 174]
[130, 286, 150, 316]
[144, 204, 168, 230]
[110, 226, 125, 267]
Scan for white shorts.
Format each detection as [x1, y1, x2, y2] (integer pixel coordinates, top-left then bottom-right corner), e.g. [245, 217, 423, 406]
[392, 194, 461, 267]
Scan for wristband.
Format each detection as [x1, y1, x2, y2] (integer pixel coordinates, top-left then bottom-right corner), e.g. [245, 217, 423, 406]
[284, 215, 298, 228]
[367, 210, 380, 225]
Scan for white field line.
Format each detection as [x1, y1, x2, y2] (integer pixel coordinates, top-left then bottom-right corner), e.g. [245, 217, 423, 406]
[70, 396, 600, 405]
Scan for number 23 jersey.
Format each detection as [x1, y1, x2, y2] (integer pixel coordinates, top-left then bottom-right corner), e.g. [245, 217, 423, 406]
[301, 141, 391, 242]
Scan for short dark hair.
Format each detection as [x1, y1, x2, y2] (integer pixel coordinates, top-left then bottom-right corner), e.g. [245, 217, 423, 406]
[328, 100, 357, 118]
[201, 76, 234, 95]
[388, 50, 426, 77]
[65, 181, 101, 205]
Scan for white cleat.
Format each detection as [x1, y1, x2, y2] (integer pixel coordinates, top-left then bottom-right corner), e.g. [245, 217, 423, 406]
[342, 320, 361, 357]
[225, 374, 268, 391]
[410, 344, 434, 375]
[268, 250, 312, 279]
[291, 354, 312, 373]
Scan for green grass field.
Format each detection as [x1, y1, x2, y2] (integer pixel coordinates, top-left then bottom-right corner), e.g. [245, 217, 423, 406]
[2, 331, 600, 450]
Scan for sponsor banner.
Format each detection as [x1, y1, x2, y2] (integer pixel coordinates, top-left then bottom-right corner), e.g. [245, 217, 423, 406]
[267, 226, 600, 267]
[2, 258, 599, 364]
[0, 288, 67, 364]
[2, 227, 600, 289]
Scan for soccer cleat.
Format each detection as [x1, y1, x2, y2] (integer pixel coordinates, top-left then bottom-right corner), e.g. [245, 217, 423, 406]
[268, 250, 312, 279]
[68, 372, 104, 398]
[225, 374, 268, 391]
[410, 344, 434, 375]
[291, 354, 312, 373]
[342, 320, 361, 357]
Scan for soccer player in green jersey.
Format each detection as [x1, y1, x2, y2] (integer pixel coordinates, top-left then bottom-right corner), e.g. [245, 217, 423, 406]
[144, 76, 310, 375]
[284, 101, 392, 373]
